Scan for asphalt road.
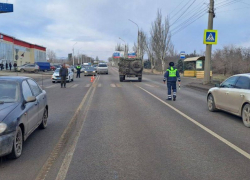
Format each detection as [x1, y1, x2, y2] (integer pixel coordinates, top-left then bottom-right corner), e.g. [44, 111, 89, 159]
[1, 68, 250, 180]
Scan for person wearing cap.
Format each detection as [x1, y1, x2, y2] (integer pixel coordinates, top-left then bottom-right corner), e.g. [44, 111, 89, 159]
[163, 62, 181, 101]
[76, 63, 81, 78]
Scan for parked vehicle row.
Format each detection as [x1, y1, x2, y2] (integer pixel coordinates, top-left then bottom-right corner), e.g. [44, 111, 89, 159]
[51, 68, 74, 83]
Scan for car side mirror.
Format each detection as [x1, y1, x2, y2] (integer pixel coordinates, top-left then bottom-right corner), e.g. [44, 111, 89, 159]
[25, 96, 36, 103]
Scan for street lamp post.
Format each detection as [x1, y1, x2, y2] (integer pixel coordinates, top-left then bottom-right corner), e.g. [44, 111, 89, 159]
[128, 19, 140, 58]
[72, 42, 77, 66]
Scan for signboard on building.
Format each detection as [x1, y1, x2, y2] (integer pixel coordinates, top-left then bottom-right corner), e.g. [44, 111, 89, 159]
[128, 52, 136, 58]
[0, 3, 13, 13]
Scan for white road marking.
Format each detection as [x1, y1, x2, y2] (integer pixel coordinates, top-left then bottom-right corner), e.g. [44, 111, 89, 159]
[110, 84, 116, 87]
[71, 84, 79, 88]
[137, 85, 250, 160]
[45, 84, 57, 89]
[116, 83, 122, 87]
[85, 84, 91, 87]
[145, 83, 154, 87]
[98, 83, 102, 87]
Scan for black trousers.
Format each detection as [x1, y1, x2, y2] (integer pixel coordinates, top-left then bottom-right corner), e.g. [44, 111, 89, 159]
[76, 71, 80, 78]
[61, 76, 66, 87]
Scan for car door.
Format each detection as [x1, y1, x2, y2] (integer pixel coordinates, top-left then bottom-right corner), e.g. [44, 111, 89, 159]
[27, 79, 46, 122]
[214, 76, 239, 111]
[22, 80, 39, 135]
[228, 76, 250, 114]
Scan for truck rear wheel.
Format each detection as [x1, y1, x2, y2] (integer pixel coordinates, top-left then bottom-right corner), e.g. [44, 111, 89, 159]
[120, 76, 123, 82]
[138, 76, 142, 82]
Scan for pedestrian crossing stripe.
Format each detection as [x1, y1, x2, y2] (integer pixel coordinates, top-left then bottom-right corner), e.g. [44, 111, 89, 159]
[203, 29, 218, 45]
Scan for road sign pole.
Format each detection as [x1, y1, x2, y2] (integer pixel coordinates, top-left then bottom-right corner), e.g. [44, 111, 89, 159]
[204, 0, 214, 84]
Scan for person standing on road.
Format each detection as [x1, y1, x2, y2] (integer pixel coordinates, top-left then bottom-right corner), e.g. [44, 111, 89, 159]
[13, 62, 17, 72]
[0, 63, 3, 71]
[9, 62, 12, 71]
[163, 62, 181, 101]
[76, 63, 81, 78]
[59, 63, 68, 88]
[5, 62, 8, 70]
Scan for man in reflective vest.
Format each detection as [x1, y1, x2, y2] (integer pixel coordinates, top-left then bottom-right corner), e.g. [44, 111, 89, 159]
[76, 64, 81, 78]
[163, 62, 181, 101]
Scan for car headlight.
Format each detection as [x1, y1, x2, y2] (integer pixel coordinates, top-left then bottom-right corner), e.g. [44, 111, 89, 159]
[93, 71, 96, 73]
[0, 123, 7, 134]
[85, 71, 87, 73]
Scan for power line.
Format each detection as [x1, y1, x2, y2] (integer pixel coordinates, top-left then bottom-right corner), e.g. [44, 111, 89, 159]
[172, 12, 207, 36]
[170, 0, 197, 26]
[170, 0, 195, 23]
[216, 6, 250, 13]
[168, 0, 187, 16]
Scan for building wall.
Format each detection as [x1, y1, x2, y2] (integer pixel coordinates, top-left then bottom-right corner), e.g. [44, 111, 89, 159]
[0, 33, 46, 66]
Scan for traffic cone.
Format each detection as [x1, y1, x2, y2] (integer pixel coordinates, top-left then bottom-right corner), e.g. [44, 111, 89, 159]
[90, 76, 94, 83]
[92, 74, 95, 80]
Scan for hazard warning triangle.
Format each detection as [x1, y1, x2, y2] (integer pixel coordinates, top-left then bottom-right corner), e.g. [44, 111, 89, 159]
[207, 33, 215, 41]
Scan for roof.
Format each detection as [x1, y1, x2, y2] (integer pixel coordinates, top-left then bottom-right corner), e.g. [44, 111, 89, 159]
[0, 76, 29, 82]
[184, 56, 205, 62]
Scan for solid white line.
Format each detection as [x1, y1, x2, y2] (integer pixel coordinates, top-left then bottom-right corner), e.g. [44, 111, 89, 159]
[137, 85, 250, 160]
[145, 83, 154, 87]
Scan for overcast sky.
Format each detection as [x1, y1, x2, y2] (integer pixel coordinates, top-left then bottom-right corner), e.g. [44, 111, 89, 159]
[1, 0, 250, 60]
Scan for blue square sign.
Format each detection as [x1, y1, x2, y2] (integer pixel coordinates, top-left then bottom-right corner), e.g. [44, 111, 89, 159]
[204, 30, 218, 45]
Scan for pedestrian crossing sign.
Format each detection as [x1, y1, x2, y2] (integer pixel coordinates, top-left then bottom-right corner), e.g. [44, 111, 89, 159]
[203, 30, 218, 45]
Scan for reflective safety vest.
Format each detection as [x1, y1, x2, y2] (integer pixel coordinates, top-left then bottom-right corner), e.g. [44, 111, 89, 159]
[167, 67, 177, 77]
[76, 66, 81, 69]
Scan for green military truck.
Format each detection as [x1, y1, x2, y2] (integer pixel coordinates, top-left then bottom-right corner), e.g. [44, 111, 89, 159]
[118, 57, 143, 82]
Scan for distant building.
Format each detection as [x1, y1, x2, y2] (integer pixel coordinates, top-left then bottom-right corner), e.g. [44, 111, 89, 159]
[0, 32, 46, 66]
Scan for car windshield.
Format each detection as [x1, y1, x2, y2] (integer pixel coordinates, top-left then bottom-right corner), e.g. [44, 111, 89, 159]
[98, 64, 107, 67]
[85, 67, 94, 70]
[55, 68, 60, 72]
[0, 80, 20, 103]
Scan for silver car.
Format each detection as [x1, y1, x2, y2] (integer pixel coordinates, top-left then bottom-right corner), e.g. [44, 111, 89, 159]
[97, 63, 108, 74]
[207, 74, 250, 127]
[51, 68, 74, 83]
[17, 64, 39, 73]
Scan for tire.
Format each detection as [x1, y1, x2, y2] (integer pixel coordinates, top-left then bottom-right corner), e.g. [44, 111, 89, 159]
[34, 70, 38, 73]
[120, 76, 123, 82]
[242, 104, 250, 127]
[20, 69, 24, 73]
[39, 108, 48, 129]
[123, 75, 125, 81]
[131, 61, 142, 72]
[138, 77, 142, 82]
[7, 126, 23, 159]
[52, 81, 55, 83]
[72, 78, 74, 82]
[207, 94, 217, 112]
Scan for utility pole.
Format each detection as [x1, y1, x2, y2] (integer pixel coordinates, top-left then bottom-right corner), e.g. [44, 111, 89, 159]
[128, 19, 140, 58]
[203, 0, 214, 84]
[72, 42, 77, 66]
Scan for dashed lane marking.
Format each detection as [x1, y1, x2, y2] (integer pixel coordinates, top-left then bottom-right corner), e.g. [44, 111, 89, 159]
[116, 83, 122, 87]
[85, 84, 91, 87]
[45, 84, 57, 89]
[136, 85, 250, 160]
[110, 84, 116, 87]
[71, 84, 79, 88]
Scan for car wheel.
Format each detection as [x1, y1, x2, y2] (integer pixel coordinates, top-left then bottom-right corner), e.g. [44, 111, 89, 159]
[8, 126, 23, 159]
[242, 104, 250, 127]
[20, 69, 24, 73]
[39, 108, 48, 129]
[52, 81, 55, 83]
[72, 77, 74, 82]
[138, 77, 142, 82]
[207, 94, 217, 112]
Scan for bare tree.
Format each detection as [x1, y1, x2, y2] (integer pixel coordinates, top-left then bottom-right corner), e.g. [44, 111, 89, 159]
[144, 35, 155, 73]
[151, 9, 171, 73]
[139, 30, 147, 60]
[47, 49, 56, 62]
[115, 43, 124, 51]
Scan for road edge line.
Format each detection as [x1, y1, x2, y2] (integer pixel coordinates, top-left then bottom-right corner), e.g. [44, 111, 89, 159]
[136, 85, 250, 160]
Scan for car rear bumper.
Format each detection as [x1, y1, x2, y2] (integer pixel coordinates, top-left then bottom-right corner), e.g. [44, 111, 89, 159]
[0, 131, 15, 157]
[97, 70, 108, 73]
[84, 72, 96, 76]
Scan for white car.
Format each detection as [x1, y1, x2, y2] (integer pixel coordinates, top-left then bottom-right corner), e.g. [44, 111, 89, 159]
[97, 63, 108, 74]
[51, 68, 74, 83]
[207, 73, 250, 127]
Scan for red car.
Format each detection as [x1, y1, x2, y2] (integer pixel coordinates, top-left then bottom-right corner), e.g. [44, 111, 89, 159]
[50, 65, 56, 71]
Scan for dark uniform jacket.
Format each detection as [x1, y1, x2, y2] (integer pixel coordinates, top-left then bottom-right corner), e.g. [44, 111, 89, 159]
[59, 67, 68, 76]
